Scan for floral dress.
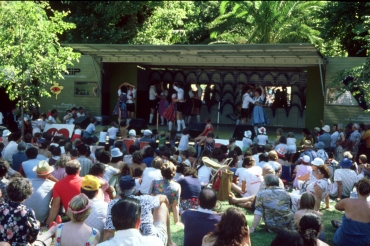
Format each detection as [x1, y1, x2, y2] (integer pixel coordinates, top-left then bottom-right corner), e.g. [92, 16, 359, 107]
[112, 91, 127, 119]
[0, 201, 40, 245]
[54, 223, 98, 246]
[149, 179, 181, 210]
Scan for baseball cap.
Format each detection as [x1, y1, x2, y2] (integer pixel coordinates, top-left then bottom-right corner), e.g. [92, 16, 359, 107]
[81, 175, 100, 191]
[119, 175, 135, 191]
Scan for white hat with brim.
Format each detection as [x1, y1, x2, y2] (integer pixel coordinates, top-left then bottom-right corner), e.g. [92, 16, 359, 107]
[322, 125, 330, 133]
[33, 160, 54, 176]
[111, 147, 123, 158]
[311, 158, 324, 166]
[2, 130, 10, 137]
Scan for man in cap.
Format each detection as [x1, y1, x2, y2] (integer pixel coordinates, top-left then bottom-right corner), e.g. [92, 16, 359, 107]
[81, 175, 108, 239]
[295, 140, 317, 164]
[319, 125, 331, 151]
[45, 159, 82, 225]
[103, 175, 175, 246]
[330, 158, 357, 202]
[24, 160, 55, 223]
[1, 129, 10, 147]
[139, 129, 154, 144]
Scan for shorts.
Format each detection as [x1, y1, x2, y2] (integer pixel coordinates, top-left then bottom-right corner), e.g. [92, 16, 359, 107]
[154, 222, 167, 246]
[177, 102, 185, 112]
[149, 99, 158, 109]
[241, 108, 250, 119]
[194, 99, 202, 108]
[126, 103, 135, 112]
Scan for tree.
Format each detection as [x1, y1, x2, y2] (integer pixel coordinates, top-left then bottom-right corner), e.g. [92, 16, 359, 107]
[319, 2, 370, 57]
[208, 1, 323, 45]
[0, 1, 80, 137]
[49, 1, 161, 44]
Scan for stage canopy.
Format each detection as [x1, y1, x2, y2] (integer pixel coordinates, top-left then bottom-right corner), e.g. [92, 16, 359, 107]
[64, 43, 324, 68]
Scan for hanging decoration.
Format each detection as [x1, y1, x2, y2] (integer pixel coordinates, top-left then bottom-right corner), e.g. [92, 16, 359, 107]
[50, 82, 64, 100]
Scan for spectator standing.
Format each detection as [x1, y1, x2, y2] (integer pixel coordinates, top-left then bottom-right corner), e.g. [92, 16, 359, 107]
[349, 123, 361, 161]
[319, 125, 331, 150]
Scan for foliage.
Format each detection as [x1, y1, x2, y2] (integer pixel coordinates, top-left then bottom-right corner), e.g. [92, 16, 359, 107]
[319, 2, 370, 57]
[208, 1, 324, 45]
[50, 1, 160, 44]
[0, 1, 80, 134]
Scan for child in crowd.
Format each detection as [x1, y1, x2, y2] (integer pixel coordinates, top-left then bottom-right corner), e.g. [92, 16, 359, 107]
[119, 120, 129, 139]
[180, 150, 191, 166]
[107, 122, 119, 146]
[257, 127, 268, 146]
[178, 128, 190, 151]
[169, 128, 177, 147]
[292, 155, 312, 189]
[158, 131, 167, 148]
[287, 132, 297, 163]
[205, 131, 215, 152]
[276, 128, 283, 141]
[98, 128, 108, 147]
[229, 137, 236, 152]
[193, 118, 213, 146]
[242, 130, 253, 152]
[133, 168, 143, 192]
[315, 141, 328, 163]
[83, 117, 97, 138]
[89, 163, 114, 202]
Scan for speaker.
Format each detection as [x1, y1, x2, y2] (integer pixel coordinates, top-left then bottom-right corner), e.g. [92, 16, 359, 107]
[189, 122, 206, 138]
[232, 125, 256, 141]
[129, 118, 147, 133]
[74, 116, 90, 129]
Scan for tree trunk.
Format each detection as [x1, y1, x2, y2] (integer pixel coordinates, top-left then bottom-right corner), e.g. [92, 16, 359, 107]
[21, 89, 24, 140]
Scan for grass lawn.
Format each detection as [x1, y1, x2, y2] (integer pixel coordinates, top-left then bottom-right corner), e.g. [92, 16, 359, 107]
[169, 200, 343, 246]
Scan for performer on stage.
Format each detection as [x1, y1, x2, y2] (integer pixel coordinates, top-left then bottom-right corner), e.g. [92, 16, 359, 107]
[162, 88, 177, 131]
[113, 82, 134, 122]
[148, 81, 161, 125]
[158, 82, 169, 126]
[204, 83, 216, 114]
[173, 81, 186, 132]
[240, 85, 263, 125]
[251, 85, 270, 134]
[188, 82, 203, 123]
[126, 83, 136, 124]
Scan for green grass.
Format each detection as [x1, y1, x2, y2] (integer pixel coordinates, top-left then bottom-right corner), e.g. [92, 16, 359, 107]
[169, 200, 343, 246]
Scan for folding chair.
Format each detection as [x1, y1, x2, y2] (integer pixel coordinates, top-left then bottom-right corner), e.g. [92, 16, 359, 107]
[202, 157, 233, 186]
[139, 141, 149, 149]
[123, 139, 135, 152]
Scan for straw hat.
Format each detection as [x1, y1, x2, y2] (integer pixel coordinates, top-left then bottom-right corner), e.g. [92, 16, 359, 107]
[33, 160, 54, 176]
[302, 140, 313, 148]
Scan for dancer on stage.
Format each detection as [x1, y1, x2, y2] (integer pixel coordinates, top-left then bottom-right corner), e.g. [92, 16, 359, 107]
[148, 81, 161, 125]
[126, 83, 136, 124]
[189, 82, 203, 123]
[251, 85, 270, 134]
[113, 82, 134, 122]
[158, 82, 169, 126]
[173, 81, 186, 132]
[162, 87, 177, 131]
[240, 85, 263, 125]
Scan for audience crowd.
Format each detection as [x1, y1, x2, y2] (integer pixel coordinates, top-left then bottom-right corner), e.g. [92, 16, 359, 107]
[0, 105, 369, 246]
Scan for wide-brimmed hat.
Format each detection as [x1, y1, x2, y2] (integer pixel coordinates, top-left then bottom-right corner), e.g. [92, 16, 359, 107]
[302, 140, 313, 148]
[2, 130, 10, 137]
[128, 129, 136, 136]
[322, 125, 330, 133]
[111, 147, 123, 158]
[143, 129, 152, 136]
[340, 158, 353, 168]
[311, 158, 324, 166]
[315, 141, 325, 149]
[300, 155, 310, 164]
[258, 127, 266, 134]
[33, 160, 54, 176]
[244, 130, 252, 138]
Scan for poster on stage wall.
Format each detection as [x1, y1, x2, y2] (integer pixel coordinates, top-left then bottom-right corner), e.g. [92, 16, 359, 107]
[44, 124, 75, 138]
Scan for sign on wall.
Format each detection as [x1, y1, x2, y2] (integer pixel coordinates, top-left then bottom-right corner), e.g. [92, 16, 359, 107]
[326, 88, 357, 106]
[44, 124, 75, 138]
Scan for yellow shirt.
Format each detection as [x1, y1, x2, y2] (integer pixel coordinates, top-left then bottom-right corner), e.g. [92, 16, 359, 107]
[361, 129, 370, 148]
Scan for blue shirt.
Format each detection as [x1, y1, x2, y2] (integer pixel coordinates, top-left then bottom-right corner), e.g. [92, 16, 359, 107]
[142, 157, 154, 168]
[12, 152, 28, 172]
[318, 132, 331, 149]
[85, 123, 96, 134]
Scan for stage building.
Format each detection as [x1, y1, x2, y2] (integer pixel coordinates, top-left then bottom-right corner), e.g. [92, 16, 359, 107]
[36, 44, 368, 130]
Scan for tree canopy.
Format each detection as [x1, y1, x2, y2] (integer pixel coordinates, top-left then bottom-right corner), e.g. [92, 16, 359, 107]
[0, 1, 80, 135]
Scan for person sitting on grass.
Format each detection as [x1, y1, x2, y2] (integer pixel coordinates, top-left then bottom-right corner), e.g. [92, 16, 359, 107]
[271, 229, 304, 246]
[202, 207, 251, 246]
[298, 213, 328, 246]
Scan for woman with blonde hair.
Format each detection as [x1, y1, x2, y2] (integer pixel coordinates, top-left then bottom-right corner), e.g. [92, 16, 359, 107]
[51, 156, 71, 180]
[202, 207, 251, 246]
[53, 194, 100, 245]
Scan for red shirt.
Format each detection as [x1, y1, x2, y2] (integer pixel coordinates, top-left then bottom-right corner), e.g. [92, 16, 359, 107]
[52, 174, 82, 211]
[202, 124, 213, 136]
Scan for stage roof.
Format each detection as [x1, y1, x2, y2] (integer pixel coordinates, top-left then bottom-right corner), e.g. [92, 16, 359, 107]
[64, 43, 324, 67]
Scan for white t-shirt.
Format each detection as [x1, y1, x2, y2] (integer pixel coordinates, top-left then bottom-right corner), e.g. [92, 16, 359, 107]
[257, 135, 268, 145]
[198, 165, 212, 185]
[99, 132, 107, 143]
[127, 89, 136, 104]
[103, 165, 120, 186]
[242, 93, 255, 108]
[252, 153, 262, 167]
[331, 169, 357, 197]
[77, 112, 85, 118]
[174, 86, 184, 101]
[265, 161, 281, 172]
[149, 86, 157, 100]
[108, 127, 119, 140]
[47, 116, 56, 124]
[242, 138, 253, 149]
[139, 168, 163, 195]
[178, 134, 189, 151]
[235, 166, 263, 197]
